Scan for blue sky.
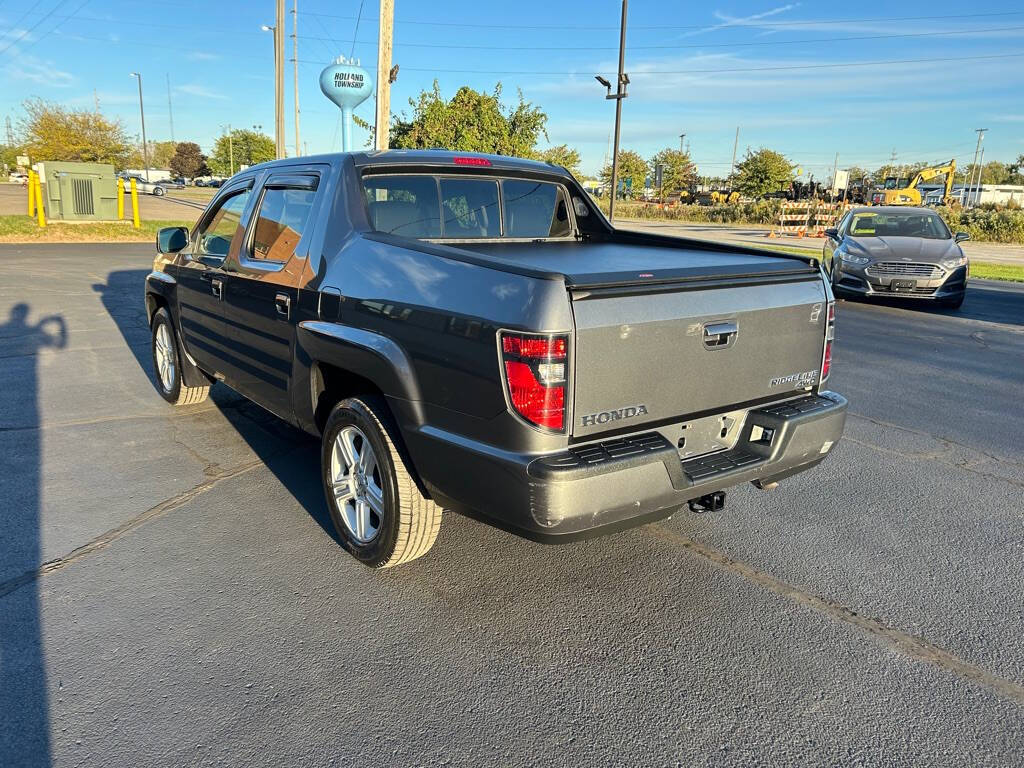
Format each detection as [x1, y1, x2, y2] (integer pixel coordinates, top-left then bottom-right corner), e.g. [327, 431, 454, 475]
[1, 0, 1023, 178]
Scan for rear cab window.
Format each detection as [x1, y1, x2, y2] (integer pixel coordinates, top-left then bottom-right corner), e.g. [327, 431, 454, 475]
[361, 173, 574, 241]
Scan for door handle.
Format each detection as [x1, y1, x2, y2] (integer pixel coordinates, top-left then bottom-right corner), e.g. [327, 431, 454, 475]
[275, 292, 291, 319]
[703, 321, 738, 349]
[210, 278, 223, 300]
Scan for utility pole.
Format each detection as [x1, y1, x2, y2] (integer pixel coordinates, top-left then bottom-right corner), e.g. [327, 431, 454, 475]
[375, 0, 394, 151]
[969, 128, 987, 207]
[291, 0, 300, 155]
[275, 0, 285, 158]
[679, 133, 685, 153]
[166, 73, 175, 144]
[5, 116, 13, 146]
[831, 152, 839, 201]
[594, 0, 629, 221]
[130, 72, 149, 181]
[729, 126, 739, 180]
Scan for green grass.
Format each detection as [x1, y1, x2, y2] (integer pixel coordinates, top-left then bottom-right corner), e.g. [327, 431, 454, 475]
[970, 261, 1024, 282]
[0, 215, 192, 243]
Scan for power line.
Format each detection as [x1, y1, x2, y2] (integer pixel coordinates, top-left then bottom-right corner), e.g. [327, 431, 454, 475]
[0, 0, 75, 56]
[296, 24, 1024, 52]
[296, 51, 1024, 76]
[303, 9, 1024, 32]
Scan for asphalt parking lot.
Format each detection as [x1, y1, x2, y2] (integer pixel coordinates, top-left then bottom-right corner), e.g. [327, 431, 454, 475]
[2, 243, 1023, 766]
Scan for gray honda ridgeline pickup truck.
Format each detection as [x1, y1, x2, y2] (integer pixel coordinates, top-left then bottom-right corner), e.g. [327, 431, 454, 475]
[145, 150, 847, 568]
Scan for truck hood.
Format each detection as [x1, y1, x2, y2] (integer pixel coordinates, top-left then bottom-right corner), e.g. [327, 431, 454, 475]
[847, 236, 960, 263]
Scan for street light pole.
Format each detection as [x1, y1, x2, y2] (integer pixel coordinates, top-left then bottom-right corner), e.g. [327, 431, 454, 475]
[262, 19, 285, 159]
[130, 72, 149, 181]
[595, 0, 629, 222]
[679, 133, 685, 153]
[291, 0, 300, 155]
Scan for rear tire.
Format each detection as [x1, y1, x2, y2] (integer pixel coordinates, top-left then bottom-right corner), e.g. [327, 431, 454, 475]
[154, 186, 166, 197]
[321, 396, 441, 568]
[151, 307, 210, 405]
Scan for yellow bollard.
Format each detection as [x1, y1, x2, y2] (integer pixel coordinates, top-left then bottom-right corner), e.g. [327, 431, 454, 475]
[130, 177, 140, 229]
[117, 177, 124, 220]
[28, 170, 36, 217]
[34, 172, 45, 227]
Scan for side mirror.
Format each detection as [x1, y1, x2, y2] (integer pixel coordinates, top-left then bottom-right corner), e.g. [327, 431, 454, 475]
[157, 226, 189, 254]
[954, 232, 970, 243]
[824, 227, 839, 240]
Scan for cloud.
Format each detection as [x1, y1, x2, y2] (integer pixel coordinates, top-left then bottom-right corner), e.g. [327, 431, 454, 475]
[187, 51, 220, 61]
[174, 83, 226, 100]
[682, 4, 800, 37]
[1, 55, 74, 88]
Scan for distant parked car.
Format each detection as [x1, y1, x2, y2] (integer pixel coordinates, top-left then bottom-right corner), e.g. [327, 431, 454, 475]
[9, 172, 28, 184]
[823, 206, 969, 309]
[119, 174, 178, 196]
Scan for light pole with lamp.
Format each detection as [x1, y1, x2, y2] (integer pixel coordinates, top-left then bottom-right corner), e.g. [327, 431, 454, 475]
[595, 0, 629, 222]
[261, 21, 286, 159]
[130, 72, 149, 181]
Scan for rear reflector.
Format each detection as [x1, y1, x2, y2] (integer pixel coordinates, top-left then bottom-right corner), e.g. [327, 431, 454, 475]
[499, 331, 568, 431]
[453, 156, 491, 166]
[821, 300, 835, 382]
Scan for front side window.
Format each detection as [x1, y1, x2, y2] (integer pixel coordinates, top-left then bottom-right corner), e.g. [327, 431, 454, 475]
[440, 178, 500, 238]
[196, 188, 251, 258]
[250, 186, 317, 261]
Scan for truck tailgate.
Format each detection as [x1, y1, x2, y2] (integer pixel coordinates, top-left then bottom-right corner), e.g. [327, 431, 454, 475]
[570, 276, 827, 438]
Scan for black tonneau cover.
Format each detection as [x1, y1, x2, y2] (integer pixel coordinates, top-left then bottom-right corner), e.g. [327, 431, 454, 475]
[456, 239, 816, 289]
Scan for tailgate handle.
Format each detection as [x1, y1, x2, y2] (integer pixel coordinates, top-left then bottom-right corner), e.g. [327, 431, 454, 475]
[703, 321, 737, 349]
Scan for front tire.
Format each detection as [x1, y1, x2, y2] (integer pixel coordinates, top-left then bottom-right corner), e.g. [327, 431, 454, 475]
[151, 307, 210, 405]
[321, 397, 441, 568]
[940, 293, 965, 310]
[154, 186, 165, 196]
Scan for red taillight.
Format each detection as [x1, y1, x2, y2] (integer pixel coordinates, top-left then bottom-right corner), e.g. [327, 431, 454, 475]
[453, 156, 491, 166]
[499, 332, 568, 431]
[822, 342, 833, 380]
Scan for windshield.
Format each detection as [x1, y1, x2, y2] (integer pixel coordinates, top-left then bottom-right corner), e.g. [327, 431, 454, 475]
[362, 173, 572, 240]
[847, 212, 951, 240]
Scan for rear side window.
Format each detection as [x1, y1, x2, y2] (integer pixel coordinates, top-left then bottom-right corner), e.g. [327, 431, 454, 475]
[363, 176, 441, 238]
[250, 186, 317, 261]
[440, 178, 500, 238]
[503, 180, 570, 238]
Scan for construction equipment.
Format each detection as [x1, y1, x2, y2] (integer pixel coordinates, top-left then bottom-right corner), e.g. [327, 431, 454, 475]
[871, 159, 956, 206]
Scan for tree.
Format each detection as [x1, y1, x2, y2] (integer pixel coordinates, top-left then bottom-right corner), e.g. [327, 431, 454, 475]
[126, 140, 179, 170]
[1010, 155, 1024, 184]
[208, 129, 275, 176]
[17, 98, 131, 167]
[844, 166, 872, 184]
[733, 148, 794, 198]
[537, 144, 582, 177]
[169, 142, 209, 179]
[599, 150, 648, 197]
[391, 81, 548, 157]
[649, 148, 697, 196]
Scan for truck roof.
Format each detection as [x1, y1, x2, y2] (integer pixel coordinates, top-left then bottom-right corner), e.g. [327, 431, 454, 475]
[243, 150, 572, 177]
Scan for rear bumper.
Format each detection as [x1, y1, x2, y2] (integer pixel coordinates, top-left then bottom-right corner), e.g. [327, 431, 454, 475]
[410, 392, 847, 542]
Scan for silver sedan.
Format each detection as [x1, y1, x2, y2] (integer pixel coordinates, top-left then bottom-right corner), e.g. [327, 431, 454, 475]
[823, 206, 969, 309]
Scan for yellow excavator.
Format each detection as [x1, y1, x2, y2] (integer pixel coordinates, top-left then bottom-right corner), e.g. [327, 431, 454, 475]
[871, 159, 956, 206]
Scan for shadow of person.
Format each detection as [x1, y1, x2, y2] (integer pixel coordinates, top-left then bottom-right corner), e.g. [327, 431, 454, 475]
[0, 302, 67, 768]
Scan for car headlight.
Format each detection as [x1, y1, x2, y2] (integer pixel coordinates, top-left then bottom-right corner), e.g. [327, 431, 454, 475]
[839, 252, 870, 266]
[941, 255, 968, 270]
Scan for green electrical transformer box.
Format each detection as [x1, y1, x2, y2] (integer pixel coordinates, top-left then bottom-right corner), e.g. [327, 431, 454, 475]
[38, 162, 119, 221]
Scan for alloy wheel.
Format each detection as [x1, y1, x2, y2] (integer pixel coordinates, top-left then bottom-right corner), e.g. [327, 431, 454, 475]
[329, 425, 385, 543]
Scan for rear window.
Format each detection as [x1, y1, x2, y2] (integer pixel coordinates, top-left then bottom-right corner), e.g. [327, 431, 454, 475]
[361, 174, 572, 240]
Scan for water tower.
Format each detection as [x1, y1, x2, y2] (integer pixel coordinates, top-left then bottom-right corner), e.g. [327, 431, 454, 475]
[319, 56, 374, 152]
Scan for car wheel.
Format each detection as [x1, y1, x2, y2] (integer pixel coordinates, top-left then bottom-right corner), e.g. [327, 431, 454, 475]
[151, 307, 210, 405]
[321, 396, 442, 568]
[154, 186, 165, 196]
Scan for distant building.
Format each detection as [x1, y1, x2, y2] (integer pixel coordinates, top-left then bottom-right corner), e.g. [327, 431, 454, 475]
[921, 184, 1024, 206]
